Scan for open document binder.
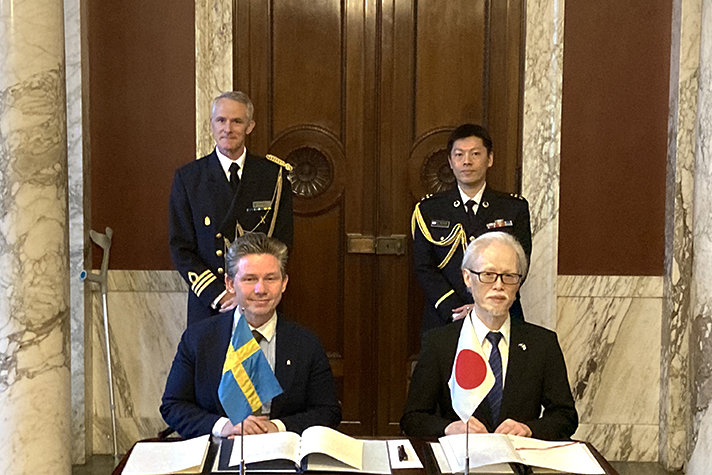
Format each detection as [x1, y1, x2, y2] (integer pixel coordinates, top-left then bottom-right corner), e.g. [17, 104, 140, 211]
[215, 426, 391, 473]
[434, 433, 606, 474]
[122, 434, 211, 475]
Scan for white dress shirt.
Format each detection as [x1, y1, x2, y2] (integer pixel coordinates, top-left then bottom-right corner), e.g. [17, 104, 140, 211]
[471, 310, 511, 384]
[457, 182, 486, 217]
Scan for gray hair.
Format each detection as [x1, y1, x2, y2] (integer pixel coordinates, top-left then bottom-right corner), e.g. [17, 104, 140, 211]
[226, 232, 288, 279]
[211, 91, 255, 122]
[461, 231, 529, 280]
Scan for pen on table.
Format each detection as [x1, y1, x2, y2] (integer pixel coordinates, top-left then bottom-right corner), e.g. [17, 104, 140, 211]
[397, 444, 408, 461]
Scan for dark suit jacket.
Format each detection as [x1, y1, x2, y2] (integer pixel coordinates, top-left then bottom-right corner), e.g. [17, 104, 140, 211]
[412, 185, 531, 333]
[160, 313, 341, 438]
[401, 318, 577, 441]
[169, 150, 293, 325]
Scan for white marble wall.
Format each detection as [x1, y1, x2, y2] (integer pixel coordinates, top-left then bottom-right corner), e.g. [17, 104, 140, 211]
[90, 271, 187, 453]
[687, 0, 712, 472]
[520, 0, 564, 332]
[0, 0, 71, 473]
[558, 276, 663, 462]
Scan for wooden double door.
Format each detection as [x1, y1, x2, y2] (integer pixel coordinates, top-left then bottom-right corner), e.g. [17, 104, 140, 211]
[234, 0, 523, 435]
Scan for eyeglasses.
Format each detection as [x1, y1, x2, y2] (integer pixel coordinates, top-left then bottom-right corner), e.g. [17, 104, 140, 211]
[466, 269, 522, 285]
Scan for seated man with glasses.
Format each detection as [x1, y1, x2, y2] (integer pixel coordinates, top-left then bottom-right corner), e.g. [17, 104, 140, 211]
[401, 232, 578, 440]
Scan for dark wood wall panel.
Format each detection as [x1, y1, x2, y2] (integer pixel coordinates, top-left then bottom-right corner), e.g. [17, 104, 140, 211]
[272, 0, 344, 136]
[486, 0, 524, 191]
[89, 1, 195, 269]
[282, 210, 344, 357]
[559, 0, 672, 275]
[415, 0, 486, 135]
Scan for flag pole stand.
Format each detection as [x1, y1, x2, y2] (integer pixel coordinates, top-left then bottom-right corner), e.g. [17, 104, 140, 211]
[240, 422, 246, 475]
[464, 420, 470, 474]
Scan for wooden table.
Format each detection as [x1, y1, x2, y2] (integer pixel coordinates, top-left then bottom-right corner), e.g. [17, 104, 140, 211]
[113, 436, 619, 474]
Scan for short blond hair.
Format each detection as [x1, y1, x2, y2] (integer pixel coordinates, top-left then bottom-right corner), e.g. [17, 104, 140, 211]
[225, 232, 288, 279]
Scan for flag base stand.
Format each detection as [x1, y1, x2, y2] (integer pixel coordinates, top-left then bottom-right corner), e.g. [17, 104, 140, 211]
[240, 421, 246, 475]
[464, 420, 470, 474]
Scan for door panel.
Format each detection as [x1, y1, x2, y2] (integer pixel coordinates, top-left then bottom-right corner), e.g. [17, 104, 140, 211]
[272, 0, 344, 134]
[413, 0, 486, 134]
[234, 0, 522, 436]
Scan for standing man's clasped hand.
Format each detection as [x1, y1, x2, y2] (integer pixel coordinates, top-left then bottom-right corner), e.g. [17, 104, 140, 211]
[218, 292, 239, 313]
[451, 304, 473, 321]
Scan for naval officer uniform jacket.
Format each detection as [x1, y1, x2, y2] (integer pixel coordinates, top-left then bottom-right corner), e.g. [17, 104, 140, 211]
[411, 185, 531, 334]
[169, 149, 293, 326]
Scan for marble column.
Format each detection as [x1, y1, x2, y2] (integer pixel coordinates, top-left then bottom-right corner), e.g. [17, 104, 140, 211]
[661, 0, 701, 469]
[64, 0, 91, 464]
[195, 0, 233, 157]
[520, 0, 565, 330]
[687, 1, 712, 472]
[0, 1, 70, 474]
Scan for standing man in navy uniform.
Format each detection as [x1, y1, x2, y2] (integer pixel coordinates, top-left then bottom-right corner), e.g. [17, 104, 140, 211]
[411, 124, 531, 334]
[170, 91, 293, 326]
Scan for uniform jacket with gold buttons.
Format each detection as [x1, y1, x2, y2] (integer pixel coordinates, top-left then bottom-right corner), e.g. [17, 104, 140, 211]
[169, 150, 293, 325]
[411, 185, 531, 334]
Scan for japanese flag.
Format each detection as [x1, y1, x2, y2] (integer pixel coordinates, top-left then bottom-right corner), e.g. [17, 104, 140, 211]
[448, 314, 495, 422]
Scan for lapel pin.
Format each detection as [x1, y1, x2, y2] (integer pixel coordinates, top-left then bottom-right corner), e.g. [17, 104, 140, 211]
[518, 343, 527, 351]
[286, 359, 291, 366]
[482, 201, 489, 208]
[453, 200, 461, 208]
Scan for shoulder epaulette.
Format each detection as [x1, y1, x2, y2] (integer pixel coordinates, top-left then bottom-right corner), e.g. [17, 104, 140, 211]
[420, 193, 434, 201]
[509, 192, 525, 201]
[266, 154, 293, 172]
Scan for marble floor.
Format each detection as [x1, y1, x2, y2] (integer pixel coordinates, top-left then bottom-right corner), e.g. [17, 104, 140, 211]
[610, 462, 683, 475]
[72, 455, 119, 475]
[73, 455, 684, 474]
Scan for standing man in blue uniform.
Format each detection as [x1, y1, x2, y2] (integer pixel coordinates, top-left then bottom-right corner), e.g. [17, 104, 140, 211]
[411, 124, 531, 334]
[170, 91, 293, 326]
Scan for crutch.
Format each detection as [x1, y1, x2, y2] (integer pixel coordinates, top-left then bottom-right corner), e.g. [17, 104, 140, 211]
[80, 227, 118, 460]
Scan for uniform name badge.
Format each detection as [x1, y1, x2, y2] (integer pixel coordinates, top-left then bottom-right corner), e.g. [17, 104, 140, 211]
[431, 220, 450, 228]
[249, 200, 273, 212]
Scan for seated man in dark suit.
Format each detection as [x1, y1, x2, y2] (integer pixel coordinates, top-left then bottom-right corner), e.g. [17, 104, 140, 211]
[401, 232, 577, 440]
[161, 233, 341, 438]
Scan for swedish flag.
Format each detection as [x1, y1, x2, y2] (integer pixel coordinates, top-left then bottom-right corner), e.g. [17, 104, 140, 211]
[218, 314, 283, 424]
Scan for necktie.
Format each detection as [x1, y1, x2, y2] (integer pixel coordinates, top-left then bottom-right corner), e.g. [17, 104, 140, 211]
[465, 199, 477, 223]
[485, 331, 503, 427]
[229, 162, 240, 193]
[251, 329, 264, 415]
